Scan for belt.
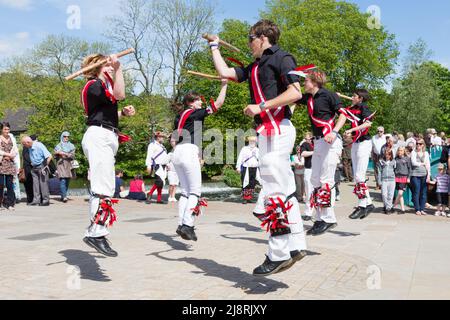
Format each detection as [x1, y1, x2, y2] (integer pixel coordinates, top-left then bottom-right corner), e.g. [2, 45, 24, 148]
[32, 164, 44, 168]
[91, 124, 119, 134]
[313, 134, 342, 141]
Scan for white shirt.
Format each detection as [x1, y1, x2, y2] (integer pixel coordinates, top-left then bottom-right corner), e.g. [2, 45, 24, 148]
[145, 141, 169, 168]
[431, 136, 443, 146]
[9, 133, 20, 169]
[236, 146, 259, 170]
[372, 134, 386, 155]
[291, 155, 305, 175]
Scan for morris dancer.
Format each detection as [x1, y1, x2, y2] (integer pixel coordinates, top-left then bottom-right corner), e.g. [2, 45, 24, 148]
[340, 89, 376, 219]
[81, 53, 135, 257]
[236, 136, 261, 204]
[208, 20, 307, 276]
[294, 71, 347, 236]
[172, 81, 228, 242]
[145, 131, 169, 204]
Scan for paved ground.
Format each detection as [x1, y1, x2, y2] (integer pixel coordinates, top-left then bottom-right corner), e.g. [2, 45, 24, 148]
[1, 180, 449, 300]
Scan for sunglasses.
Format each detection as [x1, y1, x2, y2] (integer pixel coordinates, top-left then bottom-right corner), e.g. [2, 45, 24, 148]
[248, 34, 258, 42]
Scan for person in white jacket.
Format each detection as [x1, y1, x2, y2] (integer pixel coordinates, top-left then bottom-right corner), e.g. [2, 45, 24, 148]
[236, 136, 261, 204]
[9, 133, 21, 202]
[145, 132, 169, 204]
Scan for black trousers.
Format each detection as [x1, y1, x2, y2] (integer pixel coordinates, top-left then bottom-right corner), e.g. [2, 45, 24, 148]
[0, 174, 16, 208]
[241, 167, 257, 190]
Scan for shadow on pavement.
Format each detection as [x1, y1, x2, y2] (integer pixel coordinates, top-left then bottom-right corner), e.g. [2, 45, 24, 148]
[221, 234, 266, 244]
[140, 233, 193, 251]
[150, 251, 289, 294]
[58, 249, 111, 282]
[219, 221, 262, 233]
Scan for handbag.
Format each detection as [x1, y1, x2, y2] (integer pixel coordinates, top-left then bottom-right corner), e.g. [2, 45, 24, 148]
[18, 168, 26, 183]
[71, 160, 80, 169]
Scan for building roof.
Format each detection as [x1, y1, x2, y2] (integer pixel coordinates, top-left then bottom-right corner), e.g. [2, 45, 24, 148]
[2, 108, 36, 133]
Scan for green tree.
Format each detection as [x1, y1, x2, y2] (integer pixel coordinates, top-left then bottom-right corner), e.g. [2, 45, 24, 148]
[262, 0, 399, 93]
[423, 61, 450, 133]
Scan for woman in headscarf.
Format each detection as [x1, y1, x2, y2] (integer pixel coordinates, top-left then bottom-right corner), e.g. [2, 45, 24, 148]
[54, 131, 76, 203]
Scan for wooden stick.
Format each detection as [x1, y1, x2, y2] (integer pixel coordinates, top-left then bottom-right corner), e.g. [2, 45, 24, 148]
[337, 93, 353, 101]
[65, 48, 135, 81]
[187, 70, 222, 80]
[202, 33, 241, 53]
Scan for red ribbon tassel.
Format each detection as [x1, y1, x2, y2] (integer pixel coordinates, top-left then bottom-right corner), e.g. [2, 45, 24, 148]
[261, 197, 292, 233]
[118, 133, 132, 144]
[192, 198, 208, 217]
[94, 199, 119, 227]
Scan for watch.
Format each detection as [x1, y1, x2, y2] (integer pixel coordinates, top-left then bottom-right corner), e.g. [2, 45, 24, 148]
[259, 102, 266, 111]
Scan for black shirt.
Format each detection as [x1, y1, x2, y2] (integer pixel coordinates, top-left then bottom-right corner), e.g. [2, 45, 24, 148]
[174, 108, 210, 146]
[345, 103, 373, 143]
[300, 142, 314, 169]
[297, 88, 343, 138]
[83, 79, 119, 129]
[234, 45, 300, 126]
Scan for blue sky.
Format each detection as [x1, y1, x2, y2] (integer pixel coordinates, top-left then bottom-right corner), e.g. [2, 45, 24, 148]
[0, 0, 449, 72]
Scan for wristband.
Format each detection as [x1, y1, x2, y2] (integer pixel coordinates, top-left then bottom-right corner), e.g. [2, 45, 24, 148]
[209, 43, 219, 49]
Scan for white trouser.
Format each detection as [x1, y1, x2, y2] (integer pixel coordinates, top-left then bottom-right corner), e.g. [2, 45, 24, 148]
[82, 126, 119, 238]
[173, 143, 201, 227]
[13, 174, 21, 200]
[303, 168, 313, 217]
[168, 171, 179, 186]
[351, 139, 373, 208]
[381, 180, 396, 210]
[253, 119, 307, 262]
[310, 137, 343, 223]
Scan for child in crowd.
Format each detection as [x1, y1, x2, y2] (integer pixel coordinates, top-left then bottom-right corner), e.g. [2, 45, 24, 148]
[380, 148, 396, 214]
[393, 147, 411, 214]
[434, 164, 449, 217]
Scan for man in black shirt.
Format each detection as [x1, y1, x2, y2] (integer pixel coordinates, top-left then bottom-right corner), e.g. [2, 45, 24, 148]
[80, 53, 135, 257]
[296, 71, 347, 236]
[172, 82, 228, 242]
[341, 89, 376, 219]
[208, 20, 307, 276]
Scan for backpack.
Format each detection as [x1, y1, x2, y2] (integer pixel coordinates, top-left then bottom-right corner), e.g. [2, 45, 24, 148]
[440, 145, 449, 163]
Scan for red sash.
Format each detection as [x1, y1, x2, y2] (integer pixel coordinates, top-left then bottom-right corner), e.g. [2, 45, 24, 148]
[307, 96, 334, 137]
[81, 73, 116, 114]
[339, 106, 376, 142]
[177, 108, 195, 137]
[251, 62, 285, 137]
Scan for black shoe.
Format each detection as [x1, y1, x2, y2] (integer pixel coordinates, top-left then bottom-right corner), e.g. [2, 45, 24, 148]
[253, 212, 265, 222]
[398, 210, 406, 215]
[156, 201, 167, 205]
[277, 250, 307, 273]
[176, 225, 182, 236]
[83, 236, 118, 257]
[179, 225, 197, 241]
[360, 204, 375, 219]
[301, 215, 312, 221]
[311, 221, 337, 236]
[306, 221, 323, 235]
[145, 195, 152, 204]
[253, 256, 293, 276]
[27, 202, 40, 206]
[39, 202, 50, 206]
[349, 207, 363, 219]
